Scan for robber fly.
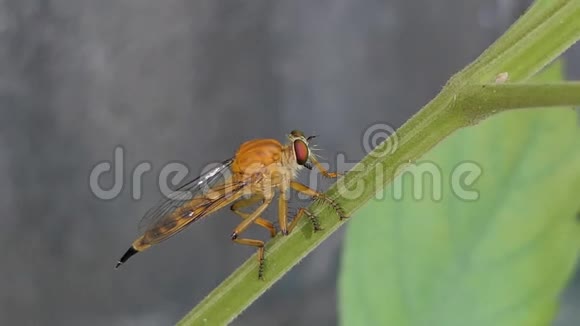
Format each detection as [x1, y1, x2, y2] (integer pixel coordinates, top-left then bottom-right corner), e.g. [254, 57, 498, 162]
[115, 130, 346, 279]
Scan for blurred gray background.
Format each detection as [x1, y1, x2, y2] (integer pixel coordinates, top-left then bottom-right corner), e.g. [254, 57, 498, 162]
[0, 0, 578, 325]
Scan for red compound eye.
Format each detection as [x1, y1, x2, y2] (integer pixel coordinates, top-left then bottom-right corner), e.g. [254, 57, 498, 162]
[293, 140, 309, 165]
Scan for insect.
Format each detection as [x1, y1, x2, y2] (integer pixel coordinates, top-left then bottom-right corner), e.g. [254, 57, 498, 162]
[115, 130, 347, 279]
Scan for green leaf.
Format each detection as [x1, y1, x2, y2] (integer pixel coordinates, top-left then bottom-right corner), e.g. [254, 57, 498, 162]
[338, 62, 580, 326]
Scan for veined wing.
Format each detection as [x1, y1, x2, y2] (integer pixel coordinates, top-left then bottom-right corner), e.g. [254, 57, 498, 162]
[136, 158, 246, 246]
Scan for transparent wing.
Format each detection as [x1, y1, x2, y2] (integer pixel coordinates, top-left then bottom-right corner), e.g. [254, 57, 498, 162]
[136, 158, 246, 245]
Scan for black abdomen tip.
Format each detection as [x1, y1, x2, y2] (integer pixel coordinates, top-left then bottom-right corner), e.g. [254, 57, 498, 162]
[115, 246, 139, 269]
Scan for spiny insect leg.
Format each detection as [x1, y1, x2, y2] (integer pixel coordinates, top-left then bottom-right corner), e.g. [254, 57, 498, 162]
[287, 207, 322, 234]
[290, 181, 348, 220]
[230, 194, 273, 280]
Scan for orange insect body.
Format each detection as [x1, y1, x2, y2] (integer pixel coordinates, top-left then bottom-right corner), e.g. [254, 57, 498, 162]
[116, 130, 346, 279]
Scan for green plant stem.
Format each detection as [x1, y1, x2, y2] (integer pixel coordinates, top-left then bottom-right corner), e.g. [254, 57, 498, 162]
[177, 0, 580, 324]
[462, 82, 580, 123]
[455, 0, 580, 83]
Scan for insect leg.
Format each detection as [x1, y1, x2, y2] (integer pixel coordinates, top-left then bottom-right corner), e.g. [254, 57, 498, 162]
[290, 181, 348, 220]
[231, 195, 277, 237]
[231, 195, 274, 279]
[277, 181, 290, 235]
[278, 179, 321, 234]
[310, 157, 341, 178]
[287, 207, 322, 234]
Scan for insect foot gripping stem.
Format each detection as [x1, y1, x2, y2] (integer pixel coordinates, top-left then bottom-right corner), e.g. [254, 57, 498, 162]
[315, 194, 348, 221]
[231, 231, 267, 280]
[301, 208, 323, 232]
[289, 181, 348, 223]
[258, 256, 265, 280]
